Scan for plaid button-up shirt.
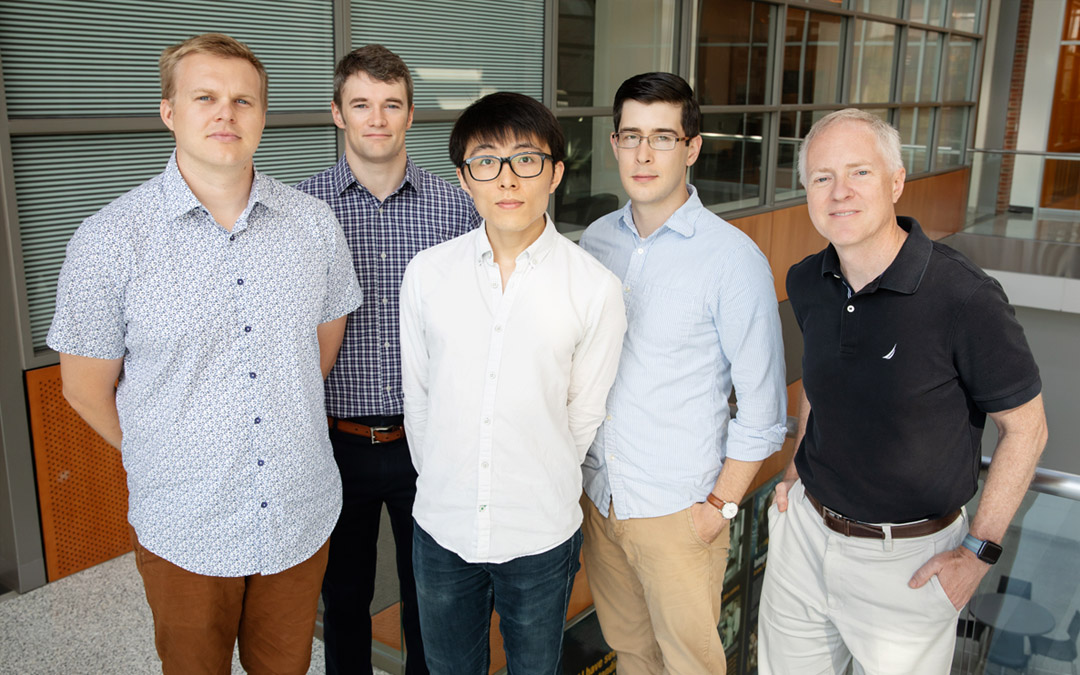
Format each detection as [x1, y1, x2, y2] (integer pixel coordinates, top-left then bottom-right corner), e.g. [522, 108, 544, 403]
[297, 155, 479, 418]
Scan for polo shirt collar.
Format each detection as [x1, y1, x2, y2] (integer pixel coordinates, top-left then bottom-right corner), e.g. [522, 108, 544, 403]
[330, 153, 423, 199]
[619, 184, 703, 239]
[819, 216, 932, 295]
[476, 213, 557, 266]
[160, 150, 271, 223]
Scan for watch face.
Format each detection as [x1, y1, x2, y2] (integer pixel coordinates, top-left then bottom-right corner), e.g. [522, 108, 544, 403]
[979, 540, 1003, 565]
[721, 502, 738, 519]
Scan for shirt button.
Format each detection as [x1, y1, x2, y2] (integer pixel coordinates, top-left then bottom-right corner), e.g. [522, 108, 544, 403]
[479, 505, 486, 512]
[257, 459, 264, 466]
[384, 342, 391, 348]
[494, 325, 503, 332]
[491, 282, 498, 289]
[244, 326, 252, 333]
[249, 372, 256, 379]
[624, 286, 630, 293]
[229, 234, 236, 242]
[254, 417, 261, 424]
[382, 298, 388, 304]
[609, 455, 616, 461]
[483, 417, 491, 425]
[846, 305, 855, 313]
[606, 415, 612, 421]
[385, 385, 392, 391]
[261, 501, 268, 508]
[489, 372, 496, 379]
[237, 278, 244, 285]
[380, 253, 387, 259]
[481, 461, 489, 469]
[637, 248, 644, 254]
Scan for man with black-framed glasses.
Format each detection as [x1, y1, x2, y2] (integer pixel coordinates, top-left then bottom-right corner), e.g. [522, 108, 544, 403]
[400, 92, 626, 674]
[579, 72, 787, 674]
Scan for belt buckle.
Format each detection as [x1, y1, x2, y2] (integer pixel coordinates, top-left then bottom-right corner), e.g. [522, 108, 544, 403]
[370, 425, 395, 444]
[823, 504, 854, 537]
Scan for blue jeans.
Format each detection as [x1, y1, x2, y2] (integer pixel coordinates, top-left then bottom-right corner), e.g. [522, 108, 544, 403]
[413, 523, 582, 675]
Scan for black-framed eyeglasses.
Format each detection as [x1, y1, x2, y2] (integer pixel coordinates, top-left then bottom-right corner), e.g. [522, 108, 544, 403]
[460, 151, 554, 182]
[612, 132, 692, 150]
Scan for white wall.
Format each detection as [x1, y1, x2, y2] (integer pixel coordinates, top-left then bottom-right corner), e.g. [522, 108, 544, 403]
[1009, 0, 1066, 208]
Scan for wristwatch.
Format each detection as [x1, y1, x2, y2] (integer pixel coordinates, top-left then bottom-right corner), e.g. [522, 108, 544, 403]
[705, 493, 739, 519]
[961, 534, 1002, 565]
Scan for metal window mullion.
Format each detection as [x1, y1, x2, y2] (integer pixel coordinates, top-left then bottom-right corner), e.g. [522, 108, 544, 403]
[763, 3, 788, 208]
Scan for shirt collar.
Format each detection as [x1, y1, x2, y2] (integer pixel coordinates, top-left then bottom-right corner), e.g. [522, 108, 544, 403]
[618, 184, 703, 239]
[820, 216, 932, 295]
[160, 150, 271, 224]
[330, 153, 424, 198]
[475, 213, 557, 266]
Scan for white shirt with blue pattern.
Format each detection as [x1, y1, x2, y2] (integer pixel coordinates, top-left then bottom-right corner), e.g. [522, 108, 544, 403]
[48, 152, 363, 577]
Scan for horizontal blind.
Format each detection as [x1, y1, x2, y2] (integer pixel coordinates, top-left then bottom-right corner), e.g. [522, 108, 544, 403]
[352, 0, 544, 110]
[406, 122, 459, 184]
[0, 0, 334, 116]
[14, 127, 337, 352]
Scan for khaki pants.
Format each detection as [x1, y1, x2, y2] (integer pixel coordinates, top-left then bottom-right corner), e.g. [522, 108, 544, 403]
[132, 530, 330, 675]
[759, 480, 965, 675]
[581, 496, 731, 675]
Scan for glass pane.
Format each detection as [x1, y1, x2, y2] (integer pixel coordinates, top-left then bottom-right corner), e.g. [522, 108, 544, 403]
[354, 0, 544, 111]
[775, 109, 830, 201]
[557, 0, 677, 109]
[936, 106, 968, 169]
[693, 113, 766, 211]
[697, 0, 773, 105]
[850, 20, 897, 103]
[405, 122, 458, 184]
[898, 107, 932, 173]
[909, 0, 946, 26]
[949, 0, 981, 33]
[956, 483, 1080, 675]
[901, 29, 941, 103]
[782, 9, 843, 105]
[849, 0, 900, 18]
[944, 36, 977, 101]
[554, 116, 627, 234]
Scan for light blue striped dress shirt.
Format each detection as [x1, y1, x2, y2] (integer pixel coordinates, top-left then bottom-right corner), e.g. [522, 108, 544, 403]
[579, 185, 787, 519]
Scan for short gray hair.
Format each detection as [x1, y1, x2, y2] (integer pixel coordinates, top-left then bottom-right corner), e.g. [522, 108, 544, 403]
[798, 109, 903, 186]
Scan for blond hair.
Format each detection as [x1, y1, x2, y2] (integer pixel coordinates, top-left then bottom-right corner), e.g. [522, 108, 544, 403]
[160, 33, 268, 106]
[799, 109, 903, 186]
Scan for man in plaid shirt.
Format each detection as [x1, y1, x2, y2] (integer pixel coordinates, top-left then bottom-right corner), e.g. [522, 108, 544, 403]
[296, 45, 478, 675]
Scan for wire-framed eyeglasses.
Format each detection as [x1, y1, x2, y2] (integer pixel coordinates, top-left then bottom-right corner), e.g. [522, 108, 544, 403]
[612, 132, 692, 150]
[460, 151, 554, 182]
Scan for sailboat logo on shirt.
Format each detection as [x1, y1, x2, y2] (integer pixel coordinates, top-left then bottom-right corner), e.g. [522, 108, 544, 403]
[882, 344, 897, 360]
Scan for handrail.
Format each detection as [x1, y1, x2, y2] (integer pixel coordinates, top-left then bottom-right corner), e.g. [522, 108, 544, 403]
[980, 456, 1080, 502]
[968, 148, 1080, 160]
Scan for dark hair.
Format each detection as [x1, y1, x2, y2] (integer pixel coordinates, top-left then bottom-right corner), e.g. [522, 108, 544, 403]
[334, 45, 413, 109]
[449, 92, 566, 168]
[613, 72, 700, 138]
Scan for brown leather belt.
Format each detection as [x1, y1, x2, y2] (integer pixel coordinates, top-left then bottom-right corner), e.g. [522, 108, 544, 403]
[805, 491, 960, 540]
[328, 417, 405, 444]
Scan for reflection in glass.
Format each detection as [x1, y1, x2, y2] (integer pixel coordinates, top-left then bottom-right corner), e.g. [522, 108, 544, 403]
[901, 29, 941, 103]
[850, 0, 900, 18]
[554, 116, 627, 233]
[557, 0, 677, 108]
[783, 9, 843, 105]
[944, 36, 976, 101]
[909, 0, 946, 26]
[936, 106, 968, 169]
[697, 0, 772, 106]
[775, 110, 828, 201]
[851, 20, 897, 103]
[898, 107, 932, 173]
[949, 0, 980, 33]
[692, 113, 765, 211]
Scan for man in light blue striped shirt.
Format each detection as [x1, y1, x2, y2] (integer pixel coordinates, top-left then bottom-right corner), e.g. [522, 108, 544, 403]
[579, 72, 787, 675]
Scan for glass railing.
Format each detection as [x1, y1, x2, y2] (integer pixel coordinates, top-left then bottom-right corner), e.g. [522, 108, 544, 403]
[952, 459, 1080, 674]
[966, 149, 1080, 243]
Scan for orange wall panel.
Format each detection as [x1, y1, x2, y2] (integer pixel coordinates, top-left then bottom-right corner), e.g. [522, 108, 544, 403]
[25, 365, 131, 582]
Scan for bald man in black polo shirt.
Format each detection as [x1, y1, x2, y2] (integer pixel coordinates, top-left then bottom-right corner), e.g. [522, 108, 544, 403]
[759, 109, 1048, 674]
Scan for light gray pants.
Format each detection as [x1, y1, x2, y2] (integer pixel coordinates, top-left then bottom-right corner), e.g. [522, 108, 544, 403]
[759, 480, 966, 675]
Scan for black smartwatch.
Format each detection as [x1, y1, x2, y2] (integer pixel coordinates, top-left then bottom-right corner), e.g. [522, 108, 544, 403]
[961, 534, 1002, 564]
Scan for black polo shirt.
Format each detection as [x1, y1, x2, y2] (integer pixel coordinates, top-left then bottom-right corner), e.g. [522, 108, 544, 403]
[788, 217, 1041, 523]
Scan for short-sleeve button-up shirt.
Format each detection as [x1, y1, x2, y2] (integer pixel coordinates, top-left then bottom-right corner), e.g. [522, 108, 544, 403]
[47, 153, 362, 576]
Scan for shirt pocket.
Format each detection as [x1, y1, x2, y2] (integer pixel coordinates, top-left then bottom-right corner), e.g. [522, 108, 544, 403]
[627, 284, 699, 348]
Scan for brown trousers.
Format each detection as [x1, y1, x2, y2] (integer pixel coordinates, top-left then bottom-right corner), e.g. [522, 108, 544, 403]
[581, 496, 731, 675]
[131, 529, 329, 675]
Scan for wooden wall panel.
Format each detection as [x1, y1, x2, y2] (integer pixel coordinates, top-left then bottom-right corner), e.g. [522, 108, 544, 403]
[25, 365, 130, 582]
[895, 168, 970, 240]
[767, 205, 827, 303]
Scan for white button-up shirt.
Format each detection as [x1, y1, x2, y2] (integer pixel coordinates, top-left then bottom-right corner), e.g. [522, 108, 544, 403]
[401, 217, 626, 563]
